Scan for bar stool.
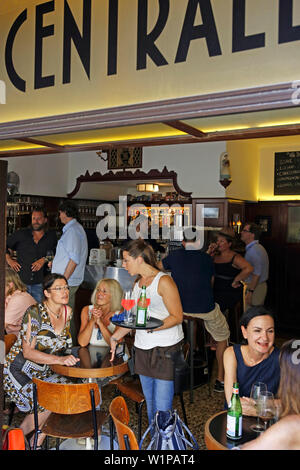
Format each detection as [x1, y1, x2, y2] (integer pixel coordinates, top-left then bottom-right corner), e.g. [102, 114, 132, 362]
[183, 315, 211, 403]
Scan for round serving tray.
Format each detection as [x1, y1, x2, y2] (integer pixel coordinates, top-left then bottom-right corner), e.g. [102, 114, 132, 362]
[111, 316, 163, 330]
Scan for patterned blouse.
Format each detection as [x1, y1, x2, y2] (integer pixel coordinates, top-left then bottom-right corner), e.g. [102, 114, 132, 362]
[4, 302, 73, 413]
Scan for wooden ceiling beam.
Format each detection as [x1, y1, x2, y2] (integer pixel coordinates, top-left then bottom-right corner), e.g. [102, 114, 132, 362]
[163, 120, 206, 138]
[2, 123, 300, 157]
[16, 137, 66, 151]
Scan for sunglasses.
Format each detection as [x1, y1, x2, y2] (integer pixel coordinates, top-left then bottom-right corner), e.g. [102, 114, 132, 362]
[48, 286, 70, 292]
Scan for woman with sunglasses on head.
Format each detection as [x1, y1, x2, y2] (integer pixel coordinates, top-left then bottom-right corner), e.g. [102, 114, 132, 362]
[110, 239, 184, 426]
[3, 273, 79, 449]
[78, 278, 123, 348]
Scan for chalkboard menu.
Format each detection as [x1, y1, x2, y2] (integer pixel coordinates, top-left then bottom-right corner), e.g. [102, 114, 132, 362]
[274, 151, 300, 195]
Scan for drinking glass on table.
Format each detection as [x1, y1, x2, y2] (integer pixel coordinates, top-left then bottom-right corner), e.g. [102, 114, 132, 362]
[249, 382, 267, 432]
[256, 391, 276, 431]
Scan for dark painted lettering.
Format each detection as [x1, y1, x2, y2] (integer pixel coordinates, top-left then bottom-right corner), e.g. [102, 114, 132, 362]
[63, 0, 91, 84]
[175, 0, 221, 63]
[35, 0, 55, 89]
[137, 0, 169, 70]
[232, 0, 265, 52]
[108, 0, 118, 75]
[279, 0, 300, 43]
[5, 9, 27, 92]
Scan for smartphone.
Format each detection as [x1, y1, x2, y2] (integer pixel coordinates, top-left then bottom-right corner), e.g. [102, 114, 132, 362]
[115, 342, 125, 358]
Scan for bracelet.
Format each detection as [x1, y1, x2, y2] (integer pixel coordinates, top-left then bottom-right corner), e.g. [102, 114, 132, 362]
[246, 289, 254, 293]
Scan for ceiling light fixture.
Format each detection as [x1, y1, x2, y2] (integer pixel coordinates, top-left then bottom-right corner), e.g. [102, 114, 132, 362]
[136, 183, 159, 192]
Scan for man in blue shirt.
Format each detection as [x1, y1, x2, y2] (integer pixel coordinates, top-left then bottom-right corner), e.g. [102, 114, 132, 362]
[161, 227, 230, 393]
[52, 201, 88, 344]
[241, 223, 269, 310]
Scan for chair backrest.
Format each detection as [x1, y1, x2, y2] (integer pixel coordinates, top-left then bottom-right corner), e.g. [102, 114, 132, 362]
[109, 396, 139, 450]
[32, 378, 100, 414]
[5, 334, 17, 354]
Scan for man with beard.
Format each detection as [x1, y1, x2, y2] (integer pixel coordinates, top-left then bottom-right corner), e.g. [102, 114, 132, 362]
[6, 207, 57, 303]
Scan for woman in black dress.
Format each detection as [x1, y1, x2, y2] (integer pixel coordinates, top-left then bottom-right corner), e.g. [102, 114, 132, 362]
[207, 227, 253, 343]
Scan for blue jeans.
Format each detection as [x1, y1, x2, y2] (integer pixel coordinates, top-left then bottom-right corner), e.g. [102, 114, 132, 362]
[139, 374, 174, 425]
[26, 283, 43, 303]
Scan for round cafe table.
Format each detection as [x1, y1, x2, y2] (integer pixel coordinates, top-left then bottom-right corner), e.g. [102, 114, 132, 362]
[204, 410, 259, 450]
[51, 345, 129, 450]
[51, 344, 129, 380]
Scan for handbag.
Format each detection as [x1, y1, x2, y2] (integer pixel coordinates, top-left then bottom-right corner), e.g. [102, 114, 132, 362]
[2, 426, 29, 450]
[139, 409, 199, 450]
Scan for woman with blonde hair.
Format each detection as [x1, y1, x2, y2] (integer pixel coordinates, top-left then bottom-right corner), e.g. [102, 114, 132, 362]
[78, 278, 123, 347]
[5, 267, 36, 336]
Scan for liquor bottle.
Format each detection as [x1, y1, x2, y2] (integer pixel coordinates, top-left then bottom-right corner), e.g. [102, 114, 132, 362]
[136, 286, 148, 327]
[226, 382, 242, 440]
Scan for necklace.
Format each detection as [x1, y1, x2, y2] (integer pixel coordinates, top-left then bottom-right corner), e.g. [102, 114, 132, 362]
[45, 302, 61, 319]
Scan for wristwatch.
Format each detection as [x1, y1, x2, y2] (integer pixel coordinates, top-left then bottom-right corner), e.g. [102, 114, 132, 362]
[246, 288, 254, 293]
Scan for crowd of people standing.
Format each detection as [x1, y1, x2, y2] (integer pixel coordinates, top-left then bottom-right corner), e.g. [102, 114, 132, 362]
[4, 204, 299, 450]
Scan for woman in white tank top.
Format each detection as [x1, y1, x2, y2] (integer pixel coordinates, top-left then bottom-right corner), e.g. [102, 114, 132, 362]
[110, 239, 184, 425]
[78, 278, 123, 348]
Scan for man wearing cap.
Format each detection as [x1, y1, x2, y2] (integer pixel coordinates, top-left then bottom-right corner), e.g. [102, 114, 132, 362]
[241, 223, 269, 310]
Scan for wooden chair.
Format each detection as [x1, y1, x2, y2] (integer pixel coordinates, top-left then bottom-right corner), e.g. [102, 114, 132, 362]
[4, 334, 17, 426]
[109, 396, 139, 450]
[5, 334, 17, 354]
[111, 375, 145, 443]
[32, 378, 108, 450]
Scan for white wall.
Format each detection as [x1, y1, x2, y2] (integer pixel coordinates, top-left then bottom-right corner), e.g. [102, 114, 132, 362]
[2, 141, 227, 199]
[67, 141, 227, 198]
[2, 153, 69, 197]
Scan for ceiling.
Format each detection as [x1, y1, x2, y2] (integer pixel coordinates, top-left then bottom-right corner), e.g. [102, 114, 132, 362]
[1, 103, 300, 158]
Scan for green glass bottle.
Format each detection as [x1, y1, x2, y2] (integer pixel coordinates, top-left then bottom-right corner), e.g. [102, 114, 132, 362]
[226, 382, 242, 440]
[136, 285, 147, 327]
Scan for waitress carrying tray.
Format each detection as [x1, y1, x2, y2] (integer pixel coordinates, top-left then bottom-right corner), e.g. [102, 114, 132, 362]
[111, 316, 163, 330]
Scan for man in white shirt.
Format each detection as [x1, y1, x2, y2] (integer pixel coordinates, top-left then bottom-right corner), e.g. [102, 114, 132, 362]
[52, 201, 88, 344]
[241, 223, 269, 310]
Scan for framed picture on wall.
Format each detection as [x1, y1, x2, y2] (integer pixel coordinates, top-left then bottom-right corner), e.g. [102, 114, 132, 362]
[255, 215, 272, 235]
[107, 147, 143, 169]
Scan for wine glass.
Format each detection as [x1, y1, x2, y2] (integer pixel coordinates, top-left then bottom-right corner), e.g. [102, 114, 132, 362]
[146, 298, 151, 321]
[46, 250, 54, 262]
[256, 391, 275, 431]
[250, 382, 267, 432]
[121, 290, 135, 324]
[46, 250, 54, 271]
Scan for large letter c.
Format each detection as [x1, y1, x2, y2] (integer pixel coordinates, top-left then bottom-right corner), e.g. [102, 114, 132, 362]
[5, 9, 27, 92]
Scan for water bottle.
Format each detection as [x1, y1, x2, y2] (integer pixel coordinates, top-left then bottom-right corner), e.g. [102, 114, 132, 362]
[226, 382, 243, 440]
[136, 286, 147, 327]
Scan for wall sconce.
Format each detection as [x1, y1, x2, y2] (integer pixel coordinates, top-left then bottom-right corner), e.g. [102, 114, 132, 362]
[232, 214, 242, 233]
[136, 183, 159, 192]
[219, 152, 232, 188]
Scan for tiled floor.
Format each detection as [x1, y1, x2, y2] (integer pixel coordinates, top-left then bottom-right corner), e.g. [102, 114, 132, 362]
[4, 335, 291, 450]
[4, 357, 224, 450]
